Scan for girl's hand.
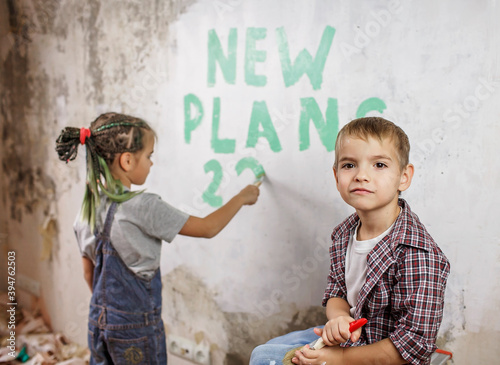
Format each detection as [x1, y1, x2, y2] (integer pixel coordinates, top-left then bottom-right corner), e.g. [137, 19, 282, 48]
[321, 316, 359, 346]
[179, 184, 260, 238]
[291, 344, 344, 365]
[238, 184, 260, 205]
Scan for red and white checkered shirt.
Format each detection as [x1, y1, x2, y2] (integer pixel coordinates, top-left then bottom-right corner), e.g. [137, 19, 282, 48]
[322, 199, 450, 365]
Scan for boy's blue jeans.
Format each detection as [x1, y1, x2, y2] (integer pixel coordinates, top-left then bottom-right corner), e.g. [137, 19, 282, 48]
[250, 326, 323, 365]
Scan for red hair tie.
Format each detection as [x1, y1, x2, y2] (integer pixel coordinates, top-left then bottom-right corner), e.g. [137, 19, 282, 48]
[80, 127, 91, 145]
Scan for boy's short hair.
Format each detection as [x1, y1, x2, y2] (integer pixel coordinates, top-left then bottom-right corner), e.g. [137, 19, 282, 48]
[334, 117, 410, 171]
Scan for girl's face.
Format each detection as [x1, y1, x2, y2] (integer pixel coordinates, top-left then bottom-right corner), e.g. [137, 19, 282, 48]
[128, 130, 155, 186]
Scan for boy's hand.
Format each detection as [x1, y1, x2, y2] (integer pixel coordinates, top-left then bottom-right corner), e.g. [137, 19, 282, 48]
[291, 344, 344, 365]
[238, 184, 260, 205]
[320, 316, 361, 346]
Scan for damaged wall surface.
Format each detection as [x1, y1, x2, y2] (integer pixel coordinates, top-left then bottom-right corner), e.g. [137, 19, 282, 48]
[1, 0, 499, 364]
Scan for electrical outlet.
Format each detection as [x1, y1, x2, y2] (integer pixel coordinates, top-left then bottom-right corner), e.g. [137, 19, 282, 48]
[167, 335, 194, 361]
[167, 335, 211, 364]
[193, 343, 210, 365]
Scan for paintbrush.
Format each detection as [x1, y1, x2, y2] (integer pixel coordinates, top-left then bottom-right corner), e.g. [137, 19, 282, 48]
[282, 318, 367, 365]
[253, 168, 265, 187]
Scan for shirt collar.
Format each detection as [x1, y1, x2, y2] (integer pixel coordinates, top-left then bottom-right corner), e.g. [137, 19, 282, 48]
[334, 199, 433, 252]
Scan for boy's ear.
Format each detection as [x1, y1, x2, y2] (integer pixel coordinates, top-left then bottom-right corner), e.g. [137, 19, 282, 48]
[332, 165, 339, 185]
[398, 163, 414, 192]
[118, 152, 135, 172]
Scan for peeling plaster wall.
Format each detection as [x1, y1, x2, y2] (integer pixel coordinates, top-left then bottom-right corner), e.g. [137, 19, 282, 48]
[0, 0, 199, 352]
[0, 0, 8, 290]
[1, 1, 500, 364]
[162, 266, 326, 363]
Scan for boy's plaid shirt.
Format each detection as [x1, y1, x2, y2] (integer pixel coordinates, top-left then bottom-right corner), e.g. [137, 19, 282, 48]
[322, 199, 450, 365]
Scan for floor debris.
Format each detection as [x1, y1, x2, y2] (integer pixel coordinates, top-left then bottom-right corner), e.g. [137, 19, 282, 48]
[0, 293, 89, 364]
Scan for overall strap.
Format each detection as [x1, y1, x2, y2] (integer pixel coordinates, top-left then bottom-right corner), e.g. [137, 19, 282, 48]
[91, 202, 118, 296]
[102, 202, 118, 238]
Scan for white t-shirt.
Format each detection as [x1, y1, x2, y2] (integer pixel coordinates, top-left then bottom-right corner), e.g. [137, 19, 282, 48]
[74, 192, 189, 280]
[345, 221, 395, 317]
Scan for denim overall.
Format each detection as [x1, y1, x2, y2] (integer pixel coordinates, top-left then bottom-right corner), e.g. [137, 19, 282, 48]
[88, 202, 167, 364]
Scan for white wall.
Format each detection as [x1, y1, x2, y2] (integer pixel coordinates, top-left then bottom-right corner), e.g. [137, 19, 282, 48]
[1, 0, 499, 364]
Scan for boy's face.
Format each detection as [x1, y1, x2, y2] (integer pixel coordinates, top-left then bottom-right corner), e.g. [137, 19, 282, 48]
[333, 135, 413, 215]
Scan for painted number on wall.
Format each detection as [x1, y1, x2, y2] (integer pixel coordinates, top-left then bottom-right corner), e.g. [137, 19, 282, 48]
[202, 157, 264, 207]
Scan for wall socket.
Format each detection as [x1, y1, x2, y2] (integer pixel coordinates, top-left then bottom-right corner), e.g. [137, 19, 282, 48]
[193, 343, 210, 365]
[167, 335, 210, 365]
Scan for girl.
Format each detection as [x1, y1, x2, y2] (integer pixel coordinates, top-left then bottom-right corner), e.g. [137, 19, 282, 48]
[56, 112, 260, 364]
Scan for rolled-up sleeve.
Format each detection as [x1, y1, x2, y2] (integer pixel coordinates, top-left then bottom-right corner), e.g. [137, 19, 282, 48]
[390, 246, 450, 364]
[74, 218, 97, 264]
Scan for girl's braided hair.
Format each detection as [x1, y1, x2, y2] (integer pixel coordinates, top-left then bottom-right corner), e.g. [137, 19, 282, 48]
[55, 112, 155, 230]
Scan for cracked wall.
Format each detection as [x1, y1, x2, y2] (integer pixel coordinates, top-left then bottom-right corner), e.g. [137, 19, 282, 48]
[162, 265, 327, 364]
[1, 0, 57, 223]
[0, 0, 202, 351]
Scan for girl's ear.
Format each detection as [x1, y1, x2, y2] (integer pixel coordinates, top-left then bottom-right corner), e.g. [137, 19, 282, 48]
[118, 152, 135, 172]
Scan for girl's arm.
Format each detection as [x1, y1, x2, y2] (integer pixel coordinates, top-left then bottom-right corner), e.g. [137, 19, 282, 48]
[82, 257, 94, 292]
[179, 185, 259, 238]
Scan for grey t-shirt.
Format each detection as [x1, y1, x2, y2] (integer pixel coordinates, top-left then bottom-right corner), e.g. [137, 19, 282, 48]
[74, 192, 189, 279]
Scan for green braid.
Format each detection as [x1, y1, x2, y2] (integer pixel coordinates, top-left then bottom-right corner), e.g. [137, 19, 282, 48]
[94, 120, 147, 133]
[81, 153, 143, 232]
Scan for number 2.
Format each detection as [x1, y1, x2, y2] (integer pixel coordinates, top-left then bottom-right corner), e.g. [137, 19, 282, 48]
[202, 157, 264, 207]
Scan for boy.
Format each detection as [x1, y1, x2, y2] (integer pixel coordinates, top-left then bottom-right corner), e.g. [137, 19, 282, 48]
[250, 117, 450, 365]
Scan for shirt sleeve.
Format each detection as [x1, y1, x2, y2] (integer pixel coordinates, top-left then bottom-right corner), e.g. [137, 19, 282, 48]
[389, 245, 450, 364]
[73, 217, 97, 263]
[132, 193, 189, 243]
[322, 243, 348, 306]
